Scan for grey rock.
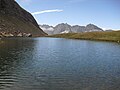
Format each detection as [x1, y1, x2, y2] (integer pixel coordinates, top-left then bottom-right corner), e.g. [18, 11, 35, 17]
[40, 23, 103, 35]
[40, 24, 54, 35]
[85, 24, 103, 32]
[105, 29, 113, 32]
[71, 25, 85, 32]
[53, 23, 72, 34]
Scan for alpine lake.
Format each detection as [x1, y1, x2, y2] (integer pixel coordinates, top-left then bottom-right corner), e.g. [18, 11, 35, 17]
[0, 37, 120, 90]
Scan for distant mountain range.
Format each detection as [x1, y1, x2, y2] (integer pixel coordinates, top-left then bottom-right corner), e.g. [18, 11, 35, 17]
[40, 23, 103, 35]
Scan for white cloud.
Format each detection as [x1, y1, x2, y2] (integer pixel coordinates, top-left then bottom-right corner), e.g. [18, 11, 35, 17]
[16, 0, 31, 3]
[32, 9, 63, 15]
[20, 0, 30, 2]
[69, 0, 86, 3]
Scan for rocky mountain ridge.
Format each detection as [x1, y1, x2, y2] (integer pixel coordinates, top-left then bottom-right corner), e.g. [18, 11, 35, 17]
[40, 23, 103, 35]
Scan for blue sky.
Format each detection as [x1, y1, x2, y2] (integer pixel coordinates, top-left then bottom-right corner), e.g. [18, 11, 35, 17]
[16, 0, 120, 30]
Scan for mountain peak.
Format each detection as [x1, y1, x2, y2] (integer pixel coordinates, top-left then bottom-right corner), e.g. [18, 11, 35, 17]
[86, 24, 103, 31]
[40, 23, 103, 35]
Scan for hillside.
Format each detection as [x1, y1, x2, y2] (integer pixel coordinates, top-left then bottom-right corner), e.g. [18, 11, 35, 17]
[49, 31, 120, 42]
[0, 0, 46, 37]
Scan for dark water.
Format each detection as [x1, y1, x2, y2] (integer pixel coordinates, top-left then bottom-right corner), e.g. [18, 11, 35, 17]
[0, 38, 120, 90]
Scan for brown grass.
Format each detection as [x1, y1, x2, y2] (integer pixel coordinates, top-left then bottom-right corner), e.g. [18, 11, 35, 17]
[48, 31, 120, 42]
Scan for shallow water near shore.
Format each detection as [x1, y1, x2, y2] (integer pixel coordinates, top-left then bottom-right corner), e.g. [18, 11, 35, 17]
[0, 37, 120, 90]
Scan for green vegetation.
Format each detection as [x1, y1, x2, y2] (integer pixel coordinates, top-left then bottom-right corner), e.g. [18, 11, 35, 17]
[49, 31, 120, 42]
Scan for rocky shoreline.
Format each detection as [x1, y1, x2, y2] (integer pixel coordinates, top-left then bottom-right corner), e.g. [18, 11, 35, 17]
[0, 31, 32, 38]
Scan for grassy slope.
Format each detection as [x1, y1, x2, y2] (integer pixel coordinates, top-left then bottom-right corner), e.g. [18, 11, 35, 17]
[49, 31, 120, 42]
[0, 14, 46, 37]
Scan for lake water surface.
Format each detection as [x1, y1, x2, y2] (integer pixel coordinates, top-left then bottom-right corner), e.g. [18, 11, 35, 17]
[0, 38, 120, 90]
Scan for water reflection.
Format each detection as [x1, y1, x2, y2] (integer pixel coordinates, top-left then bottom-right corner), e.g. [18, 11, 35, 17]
[0, 38, 36, 89]
[0, 38, 120, 90]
